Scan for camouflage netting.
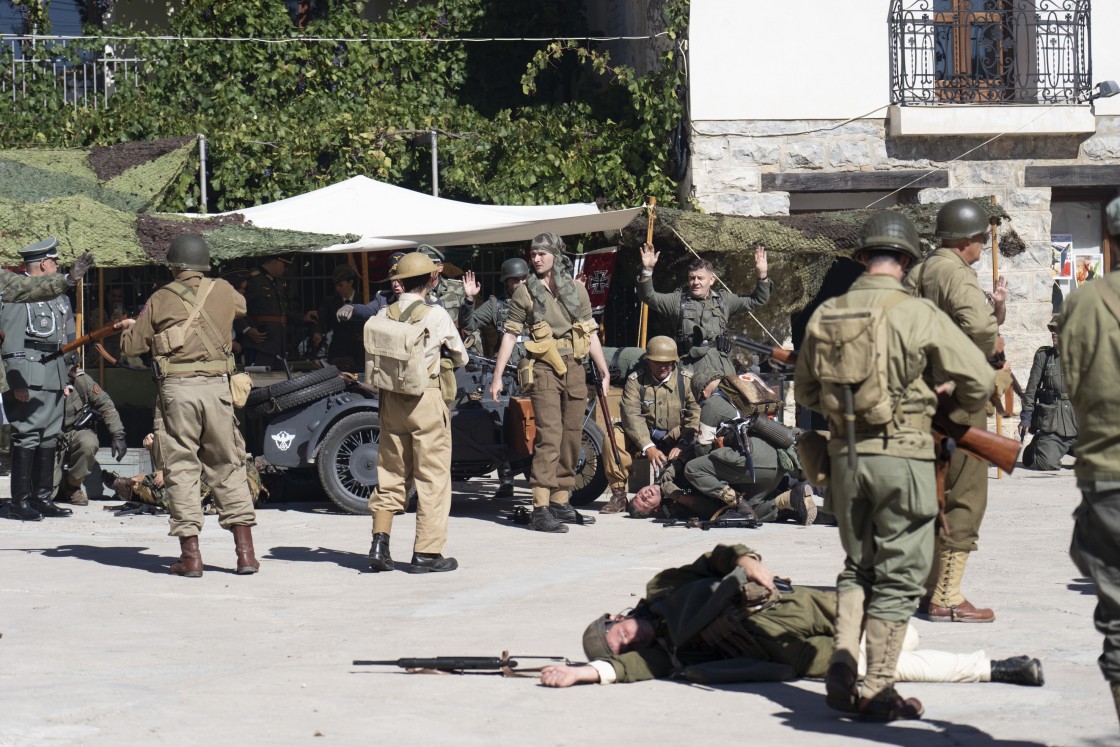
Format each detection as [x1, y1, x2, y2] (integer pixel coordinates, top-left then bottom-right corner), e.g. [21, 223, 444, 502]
[616, 202, 1015, 338]
[0, 137, 353, 267]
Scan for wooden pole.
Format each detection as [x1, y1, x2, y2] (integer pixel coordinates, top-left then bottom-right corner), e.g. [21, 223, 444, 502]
[991, 198, 1003, 479]
[638, 197, 656, 348]
[359, 251, 370, 305]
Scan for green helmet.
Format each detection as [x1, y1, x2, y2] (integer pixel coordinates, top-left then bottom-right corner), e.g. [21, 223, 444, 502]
[935, 199, 989, 240]
[645, 335, 679, 363]
[167, 234, 210, 271]
[500, 257, 530, 282]
[858, 212, 921, 261]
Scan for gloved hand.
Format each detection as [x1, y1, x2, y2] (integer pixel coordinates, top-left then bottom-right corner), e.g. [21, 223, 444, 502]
[66, 252, 95, 285]
[111, 430, 128, 462]
[1018, 411, 1032, 439]
[337, 304, 354, 321]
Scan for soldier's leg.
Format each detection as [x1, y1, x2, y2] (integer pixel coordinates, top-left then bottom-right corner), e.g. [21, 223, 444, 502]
[1070, 483, 1120, 726]
[369, 391, 412, 532]
[411, 390, 453, 556]
[155, 378, 208, 538]
[554, 357, 588, 496]
[29, 390, 69, 517]
[600, 426, 633, 514]
[57, 431, 98, 504]
[528, 362, 563, 507]
[1026, 432, 1066, 471]
[195, 379, 255, 530]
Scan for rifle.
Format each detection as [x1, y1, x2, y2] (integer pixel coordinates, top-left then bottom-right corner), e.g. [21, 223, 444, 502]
[589, 363, 624, 475]
[656, 516, 762, 530]
[352, 652, 578, 677]
[43, 319, 126, 362]
[724, 334, 797, 371]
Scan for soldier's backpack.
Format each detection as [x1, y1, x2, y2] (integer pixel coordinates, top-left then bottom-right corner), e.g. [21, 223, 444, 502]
[802, 292, 908, 428]
[717, 372, 782, 418]
[363, 300, 435, 396]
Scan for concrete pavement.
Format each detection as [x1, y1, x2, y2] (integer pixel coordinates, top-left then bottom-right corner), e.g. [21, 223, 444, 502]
[0, 462, 1115, 747]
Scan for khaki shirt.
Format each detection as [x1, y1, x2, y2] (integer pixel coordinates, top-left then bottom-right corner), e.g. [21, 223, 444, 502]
[620, 364, 699, 450]
[377, 292, 468, 372]
[503, 280, 596, 351]
[122, 272, 246, 376]
[1059, 273, 1120, 481]
[905, 247, 999, 360]
[795, 274, 994, 460]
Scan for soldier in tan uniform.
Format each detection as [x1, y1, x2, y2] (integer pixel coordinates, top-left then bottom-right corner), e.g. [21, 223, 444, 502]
[600, 336, 699, 514]
[797, 212, 993, 721]
[904, 198, 1007, 622]
[489, 232, 611, 533]
[1060, 196, 1120, 726]
[367, 252, 468, 573]
[118, 234, 258, 578]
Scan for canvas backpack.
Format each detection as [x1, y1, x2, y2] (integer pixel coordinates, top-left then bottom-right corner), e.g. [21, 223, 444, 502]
[363, 300, 435, 396]
[803, 291, 908, 429]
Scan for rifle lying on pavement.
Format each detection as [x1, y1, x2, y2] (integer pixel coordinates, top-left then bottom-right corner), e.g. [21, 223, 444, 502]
[655, 516, 762, 530]
[353, 652, 579, 677]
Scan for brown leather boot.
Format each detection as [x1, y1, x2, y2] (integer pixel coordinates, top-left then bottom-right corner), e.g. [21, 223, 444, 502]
[927, 548, 994, 622]
[231, 525, 260, 574]
[170, 536, 204, 577]
[599, 486, 628, 514]
[57, 481, 88, 506]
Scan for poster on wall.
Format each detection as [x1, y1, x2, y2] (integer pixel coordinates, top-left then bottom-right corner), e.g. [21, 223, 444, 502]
[1075, 253, 1103, 286]
[1054, 277, 1073, 298]
[1051, 234, 1073, 278]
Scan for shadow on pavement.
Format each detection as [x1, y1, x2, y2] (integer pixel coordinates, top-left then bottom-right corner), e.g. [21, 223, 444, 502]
[1069, 577, 1097, 595]
[41, 544, 169, 574]
[265, 545, 370, 571]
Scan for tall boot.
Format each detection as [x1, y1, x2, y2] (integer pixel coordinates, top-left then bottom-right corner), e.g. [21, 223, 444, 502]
[231, 525, 260, 574]
[368, 532, 393, 572]
[7, 445, 41, 521]
[774, 481, 817, 526]
[858, 617, 923, 722]
[494, 462, 515, 499]
[825, 587, 866, 713]
[600, 485, 628, 514]
[927, 547, 994, 622]
[170, 536, 204, 577]
[28, 445, 71, 518]
[1111, 682, 1120, 728]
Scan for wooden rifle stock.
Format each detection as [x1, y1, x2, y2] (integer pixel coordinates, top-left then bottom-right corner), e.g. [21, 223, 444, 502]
[933, 393, 1021, 474]
[43, 319, 127, 362]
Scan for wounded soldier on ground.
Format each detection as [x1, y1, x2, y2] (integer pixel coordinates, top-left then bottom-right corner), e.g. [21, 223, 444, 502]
[101, 433, 265, 514]
[539, 544, 1043, 689]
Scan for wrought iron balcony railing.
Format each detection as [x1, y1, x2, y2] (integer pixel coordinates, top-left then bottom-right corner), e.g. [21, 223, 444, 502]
[889, 0, 1092, 105]
[1, 35, 143, 109]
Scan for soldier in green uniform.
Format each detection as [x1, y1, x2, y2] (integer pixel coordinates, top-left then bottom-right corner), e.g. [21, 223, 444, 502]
[796, 212, 994, 721]
[240, 256, 315, 370]
[55, 359, 127, 505]
[416, 245, 480, 328]
[118, 234, 259, 577]
[905, 198, 1007, 623]
[1019, 314, 1077, 470]
[637, 243, 771, 377]
[2, 240, 95, 521]
[538, 543, 1043, 690]
[600, 336, 699, 514]
[1060, 196, 1120, 727]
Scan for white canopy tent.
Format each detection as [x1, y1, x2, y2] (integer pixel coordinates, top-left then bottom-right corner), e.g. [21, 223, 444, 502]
[224, 176, 644, 251]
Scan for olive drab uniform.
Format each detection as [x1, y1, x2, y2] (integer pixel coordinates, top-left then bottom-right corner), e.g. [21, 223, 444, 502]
[466, 295, 524, 365]
[1020, 345, 1077, 470]
[241, 266, 304, 369]
[1, 293, 72, 450]
[604, 363, 699, 493]
[56, 369, 124, 496]
[1059, 269, 1120, 716]
[636, 280, 772, 377]
[121, 271, 255, 538]
[0, 270, 72, 393]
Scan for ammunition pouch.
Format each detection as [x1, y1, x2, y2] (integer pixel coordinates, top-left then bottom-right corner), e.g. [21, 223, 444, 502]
[523, 321, 567, 375]
[715, 334, 732, 354]
[230, 372, 253, 409]
[438, 357, 457, 406]
[153, 325, 186, 357]
[796, 430, 831, 488]
[516, 357, 535, 393]
[570, 320, 596, 361]
[1036, 389, 1060, 406]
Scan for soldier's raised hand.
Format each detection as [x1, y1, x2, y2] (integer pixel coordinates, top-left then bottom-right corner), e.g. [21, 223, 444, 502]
[640, 243, 659, 272]
[66, 252, 95, 285]
[754, 245, 768, 280]
[462, 270, 481, 301]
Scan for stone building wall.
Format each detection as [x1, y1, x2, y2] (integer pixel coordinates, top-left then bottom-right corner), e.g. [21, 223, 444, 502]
[689, 116, 1120, 377]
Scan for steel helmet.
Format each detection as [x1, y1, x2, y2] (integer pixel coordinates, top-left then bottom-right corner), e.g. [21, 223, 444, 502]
[935, 199, 990, 240]
[500, 257, 530, 282]
[166, 234, 210, 271]
[645, 336, 680, 363]
[390, 252, 438, 281]
[857, 211, 921, 261]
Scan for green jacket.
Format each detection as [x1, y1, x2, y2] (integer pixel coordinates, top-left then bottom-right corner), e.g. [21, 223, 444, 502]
[795, 274, 994, 460]
[0, 283, 72, 394]
[0, 271, 72, 392]
[431, 277, 473, 327]
[600, 544, 836, 684]
[64, 370, 124, 434]
[1021, 346, 1077, 439]
[464, 295, 523, 365]
[1060, 273, 1120, 481]
[905, 247, 999, 362]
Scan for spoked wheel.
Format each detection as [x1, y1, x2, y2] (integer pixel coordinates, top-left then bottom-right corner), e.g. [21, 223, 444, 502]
[570, 420, 607, 506]
[317, 412, 380, 515]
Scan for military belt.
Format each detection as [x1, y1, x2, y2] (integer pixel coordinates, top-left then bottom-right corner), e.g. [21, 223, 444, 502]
[157, 358, 237, 377]
[1, 352, 26, 360]
[23, 339, 62, 352]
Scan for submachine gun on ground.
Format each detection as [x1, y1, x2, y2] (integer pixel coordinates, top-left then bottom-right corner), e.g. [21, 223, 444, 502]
[353, 652, 580, 678]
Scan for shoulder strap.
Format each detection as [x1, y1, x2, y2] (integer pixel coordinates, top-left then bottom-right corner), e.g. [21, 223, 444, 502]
[165, 279, 226, 360]
[398, 300, 429, 322]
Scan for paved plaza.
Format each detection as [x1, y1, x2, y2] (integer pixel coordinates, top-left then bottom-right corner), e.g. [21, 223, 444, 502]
[0, 462, 1115, 746]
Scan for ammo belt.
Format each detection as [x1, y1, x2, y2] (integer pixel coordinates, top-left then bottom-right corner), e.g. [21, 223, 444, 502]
[158, 358, 237, 377]
[250, 315, 287, 325]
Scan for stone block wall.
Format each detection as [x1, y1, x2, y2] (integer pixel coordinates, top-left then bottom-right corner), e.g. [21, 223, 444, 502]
[689, 115, 1120, 378]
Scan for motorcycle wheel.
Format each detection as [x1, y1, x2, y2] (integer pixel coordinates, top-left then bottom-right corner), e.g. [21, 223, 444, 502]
[570, 420, 607, 506]
[317, 411, 380, 515]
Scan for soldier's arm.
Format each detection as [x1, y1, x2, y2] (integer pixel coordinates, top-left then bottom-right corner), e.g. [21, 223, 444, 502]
[646, 544, 759, 599]
[1058, 292, 1091, 403]
[620, 376, 652, 451]
[635, 279, 684, 319]
[940, 267, 999, 357]
[725, 277, 773, 315]
[462, 297, 494, 333]
[793, 347, 822, 412]
[120, 302, 157, 358]
[1020, 348, 1047, 412]
[77, 373, 124, 433]
[0, 271, 70, 303]
[436, 309, 469, 368]
[926, 310, 995, 413]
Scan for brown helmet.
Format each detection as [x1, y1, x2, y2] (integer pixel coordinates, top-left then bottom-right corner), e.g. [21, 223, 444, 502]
[390, 252, 437, 281]
[645, 336, 679, 363]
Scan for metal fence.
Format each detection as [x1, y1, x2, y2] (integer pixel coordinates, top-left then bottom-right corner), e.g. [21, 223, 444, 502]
[889, 0, 1092, 105]
[1, 35, 143, 109]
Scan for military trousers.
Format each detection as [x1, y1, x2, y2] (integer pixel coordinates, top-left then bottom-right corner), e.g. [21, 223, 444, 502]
[831, 453, 938, 622]
[55, 428, 99, 489]
[2, 387, 64, 449]
[1023, 431, 1075, 471]
[684, 444, 783, 520]
[941, 407, 989, 552]
[369, 387, 451, 555]
[155, 375, 255, 537]
[684, 348, 737, 379]
[528, 356, 587, 501]
[1071, 482, 1120, 684]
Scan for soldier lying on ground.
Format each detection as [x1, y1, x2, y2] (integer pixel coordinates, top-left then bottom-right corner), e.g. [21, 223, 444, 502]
[626, 469, 823, 526]
[539, 544, 1043, 690]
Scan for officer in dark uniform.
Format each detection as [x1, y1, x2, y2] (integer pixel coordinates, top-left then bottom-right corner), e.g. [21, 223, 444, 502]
[312, 264, 365, 372]
[337, 252, 407, 325]
[240, 256, 315, 369]
[2, 240, 82, 520]
[1019, 314, 1077, 470]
